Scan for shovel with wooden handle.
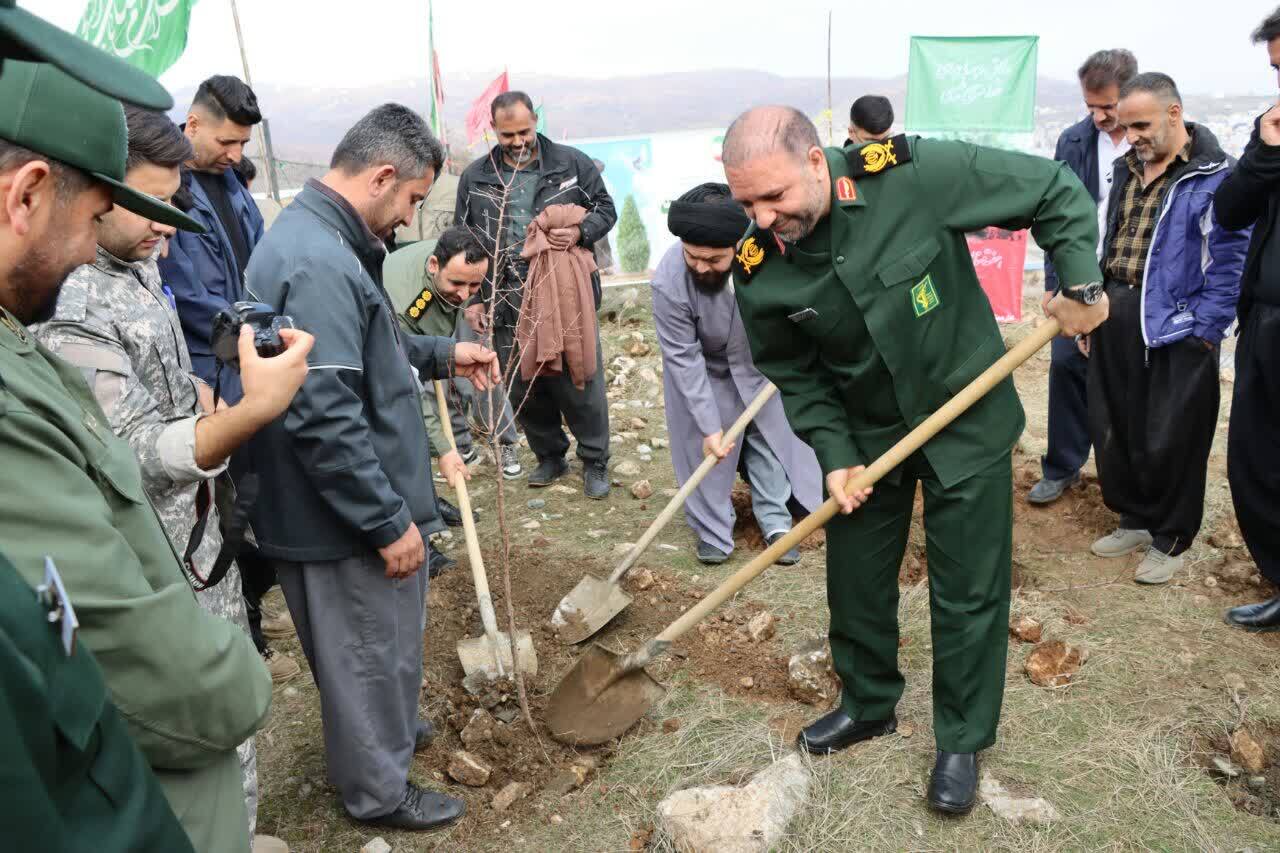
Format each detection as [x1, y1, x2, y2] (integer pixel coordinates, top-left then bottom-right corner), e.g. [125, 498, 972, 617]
[433, 381, 537, 680]
[545, 320, 1061, 745]
[549, 384, 779, 644]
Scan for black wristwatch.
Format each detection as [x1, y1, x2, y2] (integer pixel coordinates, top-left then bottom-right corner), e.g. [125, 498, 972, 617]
[1058, 282, 1105, 305]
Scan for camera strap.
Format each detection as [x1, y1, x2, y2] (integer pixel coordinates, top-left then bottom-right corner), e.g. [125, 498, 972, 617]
[183, 472, 259, 591]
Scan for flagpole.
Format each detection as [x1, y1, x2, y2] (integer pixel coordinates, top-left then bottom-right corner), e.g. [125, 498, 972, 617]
[428, 0, 453, 168]
[228, 0, 281, 203]
[826, 9, 833, 146]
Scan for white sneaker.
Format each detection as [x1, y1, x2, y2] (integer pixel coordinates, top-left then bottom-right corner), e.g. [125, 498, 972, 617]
[501, 445, 522, 479]
[1090, 528, 1153, 558]
[1135, 547, 1184, 584]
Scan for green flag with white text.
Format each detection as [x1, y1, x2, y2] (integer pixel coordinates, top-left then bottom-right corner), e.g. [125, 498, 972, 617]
[76, 0, 196, 78]
[905, 36, 1038, 133]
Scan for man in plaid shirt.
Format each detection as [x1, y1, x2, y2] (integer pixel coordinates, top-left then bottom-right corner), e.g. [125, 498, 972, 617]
[1084, 72, 1251, 584]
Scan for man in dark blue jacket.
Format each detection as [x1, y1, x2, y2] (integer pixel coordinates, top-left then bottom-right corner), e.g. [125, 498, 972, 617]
[1031, 49, 1137, 505]
[1086, 73, 1250, 585]
[1218, 7, 1280, 631]
[159, 75, 266, 404]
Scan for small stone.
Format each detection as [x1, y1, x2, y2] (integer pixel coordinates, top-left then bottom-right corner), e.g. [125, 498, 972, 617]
[532, 536, 551, 548]
[527, 499, 546, 510]
[283, 686, 299, 699]
[1210, 525, 1245, 550]
[614, 460, 642, 477]
[460, 708, 497, 747]
[658, 544, 679, 552]
[663, 717, 682, 734]
[1204, 575, 1219, 588]
[690, 575, 700, 583]
[639, 455, 652, 464]
[787, 637, 840, 705]
[1008, 615, 1043, 644]
[361, 838, 393, 853]
[633, 569, 655, 590]
[1219, 561, 1254, 583]
[629, 416, 648, 429]
[740, 676, 755, 689]
[636, 444, 653, 455]
[545, 762, 592, 796]
[298, 782, 313, 798]
[491, 781, 531, 812]
[747, 611, 777, 642]
[613, 541, 636, 555]
[550, 484, 575, 495]
[522, 520, 541, 530]
[550, 814, 564, 825]
[1231, 728, 1268, 774]
[1192, 595, 1210, 607]
[1225, 673, 1247, 692]
[630, 480, 654, 500]
[638, 367, 659, 384]
[978, 773, 1059, 825]
[627, 340, 651, 357]
[1249, 775, 1267, 790]
[654, 438, 669, 449]
[447, 750, 492, 787]
[899, 722, 916, 739]
[1024, 640, 1085, 688]
[588, 529, 608, 539]
[493, 705, 520, 724]
[1213, 756, 1242, 778]
[660, 488, 677, 498]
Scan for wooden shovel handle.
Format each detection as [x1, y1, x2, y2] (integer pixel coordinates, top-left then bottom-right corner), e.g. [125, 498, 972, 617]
[652, 320, 1061, 646]
[607, 384, 778, 584]
[434, 381, 502, 643]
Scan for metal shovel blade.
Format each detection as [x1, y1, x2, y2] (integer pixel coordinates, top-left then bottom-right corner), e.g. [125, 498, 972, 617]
[457, 630, 539, 680]
[549, 573, 634, 644]
[546, 644, 666, 745]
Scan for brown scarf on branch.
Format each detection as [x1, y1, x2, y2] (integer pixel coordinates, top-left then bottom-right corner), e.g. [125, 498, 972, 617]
[516, 203, 599, 389]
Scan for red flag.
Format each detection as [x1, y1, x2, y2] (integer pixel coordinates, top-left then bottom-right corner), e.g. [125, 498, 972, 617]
[465, 70, 509, 145]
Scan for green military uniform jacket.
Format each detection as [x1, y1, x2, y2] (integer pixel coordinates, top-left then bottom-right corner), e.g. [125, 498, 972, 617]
[0, 551, 194, 852]
[0, 309, 271, 852]
[733, 138, 1101, 487]
[384, 238, 463, 457]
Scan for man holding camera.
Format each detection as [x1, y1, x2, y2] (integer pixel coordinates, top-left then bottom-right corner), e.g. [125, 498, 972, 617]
[30, 105, 311, 841]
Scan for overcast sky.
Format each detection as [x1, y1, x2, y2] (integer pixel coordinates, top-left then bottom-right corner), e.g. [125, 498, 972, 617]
[34, 0, 1280, 96]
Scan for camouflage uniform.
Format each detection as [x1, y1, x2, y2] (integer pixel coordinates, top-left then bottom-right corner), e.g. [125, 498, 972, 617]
[31, 246, 259, 835]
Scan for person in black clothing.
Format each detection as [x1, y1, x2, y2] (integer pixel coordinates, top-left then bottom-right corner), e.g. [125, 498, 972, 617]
[846, 95, 893, 146]
[232, 155, 257, 190]
[1217, 7, 1280, 631]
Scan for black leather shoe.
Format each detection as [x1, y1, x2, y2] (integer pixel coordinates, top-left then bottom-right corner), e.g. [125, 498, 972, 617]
[414, 719, 435, 752]
[583, 460, 611, 500]
[767, 531, 802, 566]
[697, 540, 730, 565]
[528, 456, 570, 487]
[797, 708, 897, 755]
[1225, 595, 1280, 631]
[427, 547, 455, 579]
[360, 783, 464, 831]
[928, 750, 978, 815]
[437, 497, 474, 528]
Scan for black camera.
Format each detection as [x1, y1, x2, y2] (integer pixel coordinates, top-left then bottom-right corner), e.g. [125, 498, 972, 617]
[211, 301, 295, 369]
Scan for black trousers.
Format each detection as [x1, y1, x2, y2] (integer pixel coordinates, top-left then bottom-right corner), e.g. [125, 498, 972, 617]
[1228, 303, 1280, 584]
[1088, 283, 1220, 555]
[1042, 333, 1092, 481]
[495, 325, 611, 465]
[238, 546, 277, 655]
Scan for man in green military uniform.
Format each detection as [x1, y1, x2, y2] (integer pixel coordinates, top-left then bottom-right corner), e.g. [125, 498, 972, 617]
[0, 59, 314, 851]
[0, 551, 194, 852]
[723, 106, 1109, 814]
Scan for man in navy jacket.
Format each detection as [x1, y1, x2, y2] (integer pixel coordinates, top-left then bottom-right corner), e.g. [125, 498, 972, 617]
[1032, 49, 1138, 505]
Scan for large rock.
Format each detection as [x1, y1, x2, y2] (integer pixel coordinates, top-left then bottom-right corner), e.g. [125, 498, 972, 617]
[1008, 615, 1043, 644]
[1024, 640, 1086, 688]
[631, 480, 654, 500]
[1230, 728, 1268, 775]
[447, 750, 492, 787]
[747, 611, 777, 643]
[787, 638, 839, 705]
[657, 753, 811, 853]
[979, 773, 1059, 825]
[614, 459, 642, 477]
[460, 708, 497, 747]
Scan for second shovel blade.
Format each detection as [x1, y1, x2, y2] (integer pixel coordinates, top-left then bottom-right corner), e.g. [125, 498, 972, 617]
[457, 630, 538, 679]
[545, 643, 666, 745]
[549, 574, 633, 645]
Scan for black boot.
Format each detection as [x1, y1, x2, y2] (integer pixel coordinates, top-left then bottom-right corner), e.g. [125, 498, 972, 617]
[528, 456, 570, 487]
[796, 708, 896, 754]
[415, 719, 435, 752]
[697, 540, 730, 565]
[927, 750, 978, 815]
[436, 496, 473, 528]
[359, 783, 464, 831]
[427, 546, 455, 579]
[1225, 595, 1280, 631]
[583, 460, 611, 500]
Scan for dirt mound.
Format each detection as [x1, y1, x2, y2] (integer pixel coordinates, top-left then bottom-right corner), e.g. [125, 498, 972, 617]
[1193, 723, 1280, 821]
[730, 483, 826, 552]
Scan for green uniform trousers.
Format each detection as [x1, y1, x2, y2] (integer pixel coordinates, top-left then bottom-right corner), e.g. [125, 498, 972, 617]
[826, 450, 1012, 753]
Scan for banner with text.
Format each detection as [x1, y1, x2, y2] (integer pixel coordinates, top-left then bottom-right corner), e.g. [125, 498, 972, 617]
[905, 36, 1038, 132]
[76, 0, 196, 78]
[965, 228, 1027, 322]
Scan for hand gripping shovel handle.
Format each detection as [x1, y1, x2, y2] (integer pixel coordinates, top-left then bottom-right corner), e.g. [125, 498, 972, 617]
[607, 384, 778, 584]
[618, 320, 1062, 673]
[434, 381, 505, 674]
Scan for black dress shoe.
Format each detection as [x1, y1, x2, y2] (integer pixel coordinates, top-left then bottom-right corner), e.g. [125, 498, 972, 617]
[583, 460, 611, 500]
[528, 456, 570, 487]
[1225, 595, 1280, 631]
[928, 750, 978, 815]
[427, 547, 455, 579]
[797, 708, 897, 754]
[360, 783, 464, 831]
[437, 497, 473, 528]
[767, 531, 802, 566]
[696, 540, 730, 564]
[415, 719, 435, 752]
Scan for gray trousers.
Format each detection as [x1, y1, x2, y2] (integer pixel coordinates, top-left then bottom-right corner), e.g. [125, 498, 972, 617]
[275, 551, 429, 819]
[741, 424, 794, 540]
[454, 312, 519, 449]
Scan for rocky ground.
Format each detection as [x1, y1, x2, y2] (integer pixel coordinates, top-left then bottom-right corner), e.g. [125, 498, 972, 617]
[255, 279, 1280, 852]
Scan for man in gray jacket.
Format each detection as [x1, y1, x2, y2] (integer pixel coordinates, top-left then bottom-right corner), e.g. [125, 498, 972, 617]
[246, 104, 498, 832]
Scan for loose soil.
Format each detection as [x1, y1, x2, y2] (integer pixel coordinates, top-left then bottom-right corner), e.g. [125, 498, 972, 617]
[1193, 723, 1280, 821]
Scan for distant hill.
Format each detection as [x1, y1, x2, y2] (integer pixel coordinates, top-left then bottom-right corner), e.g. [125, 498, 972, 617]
[170, 69, 1087, 165]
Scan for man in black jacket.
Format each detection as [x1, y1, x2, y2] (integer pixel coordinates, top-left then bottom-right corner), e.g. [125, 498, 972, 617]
[1030, 49, 1138, 506]
[246, 104, 498, 831]
[1218, 7, 1280, 631]
[455, 91, 618, 498]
